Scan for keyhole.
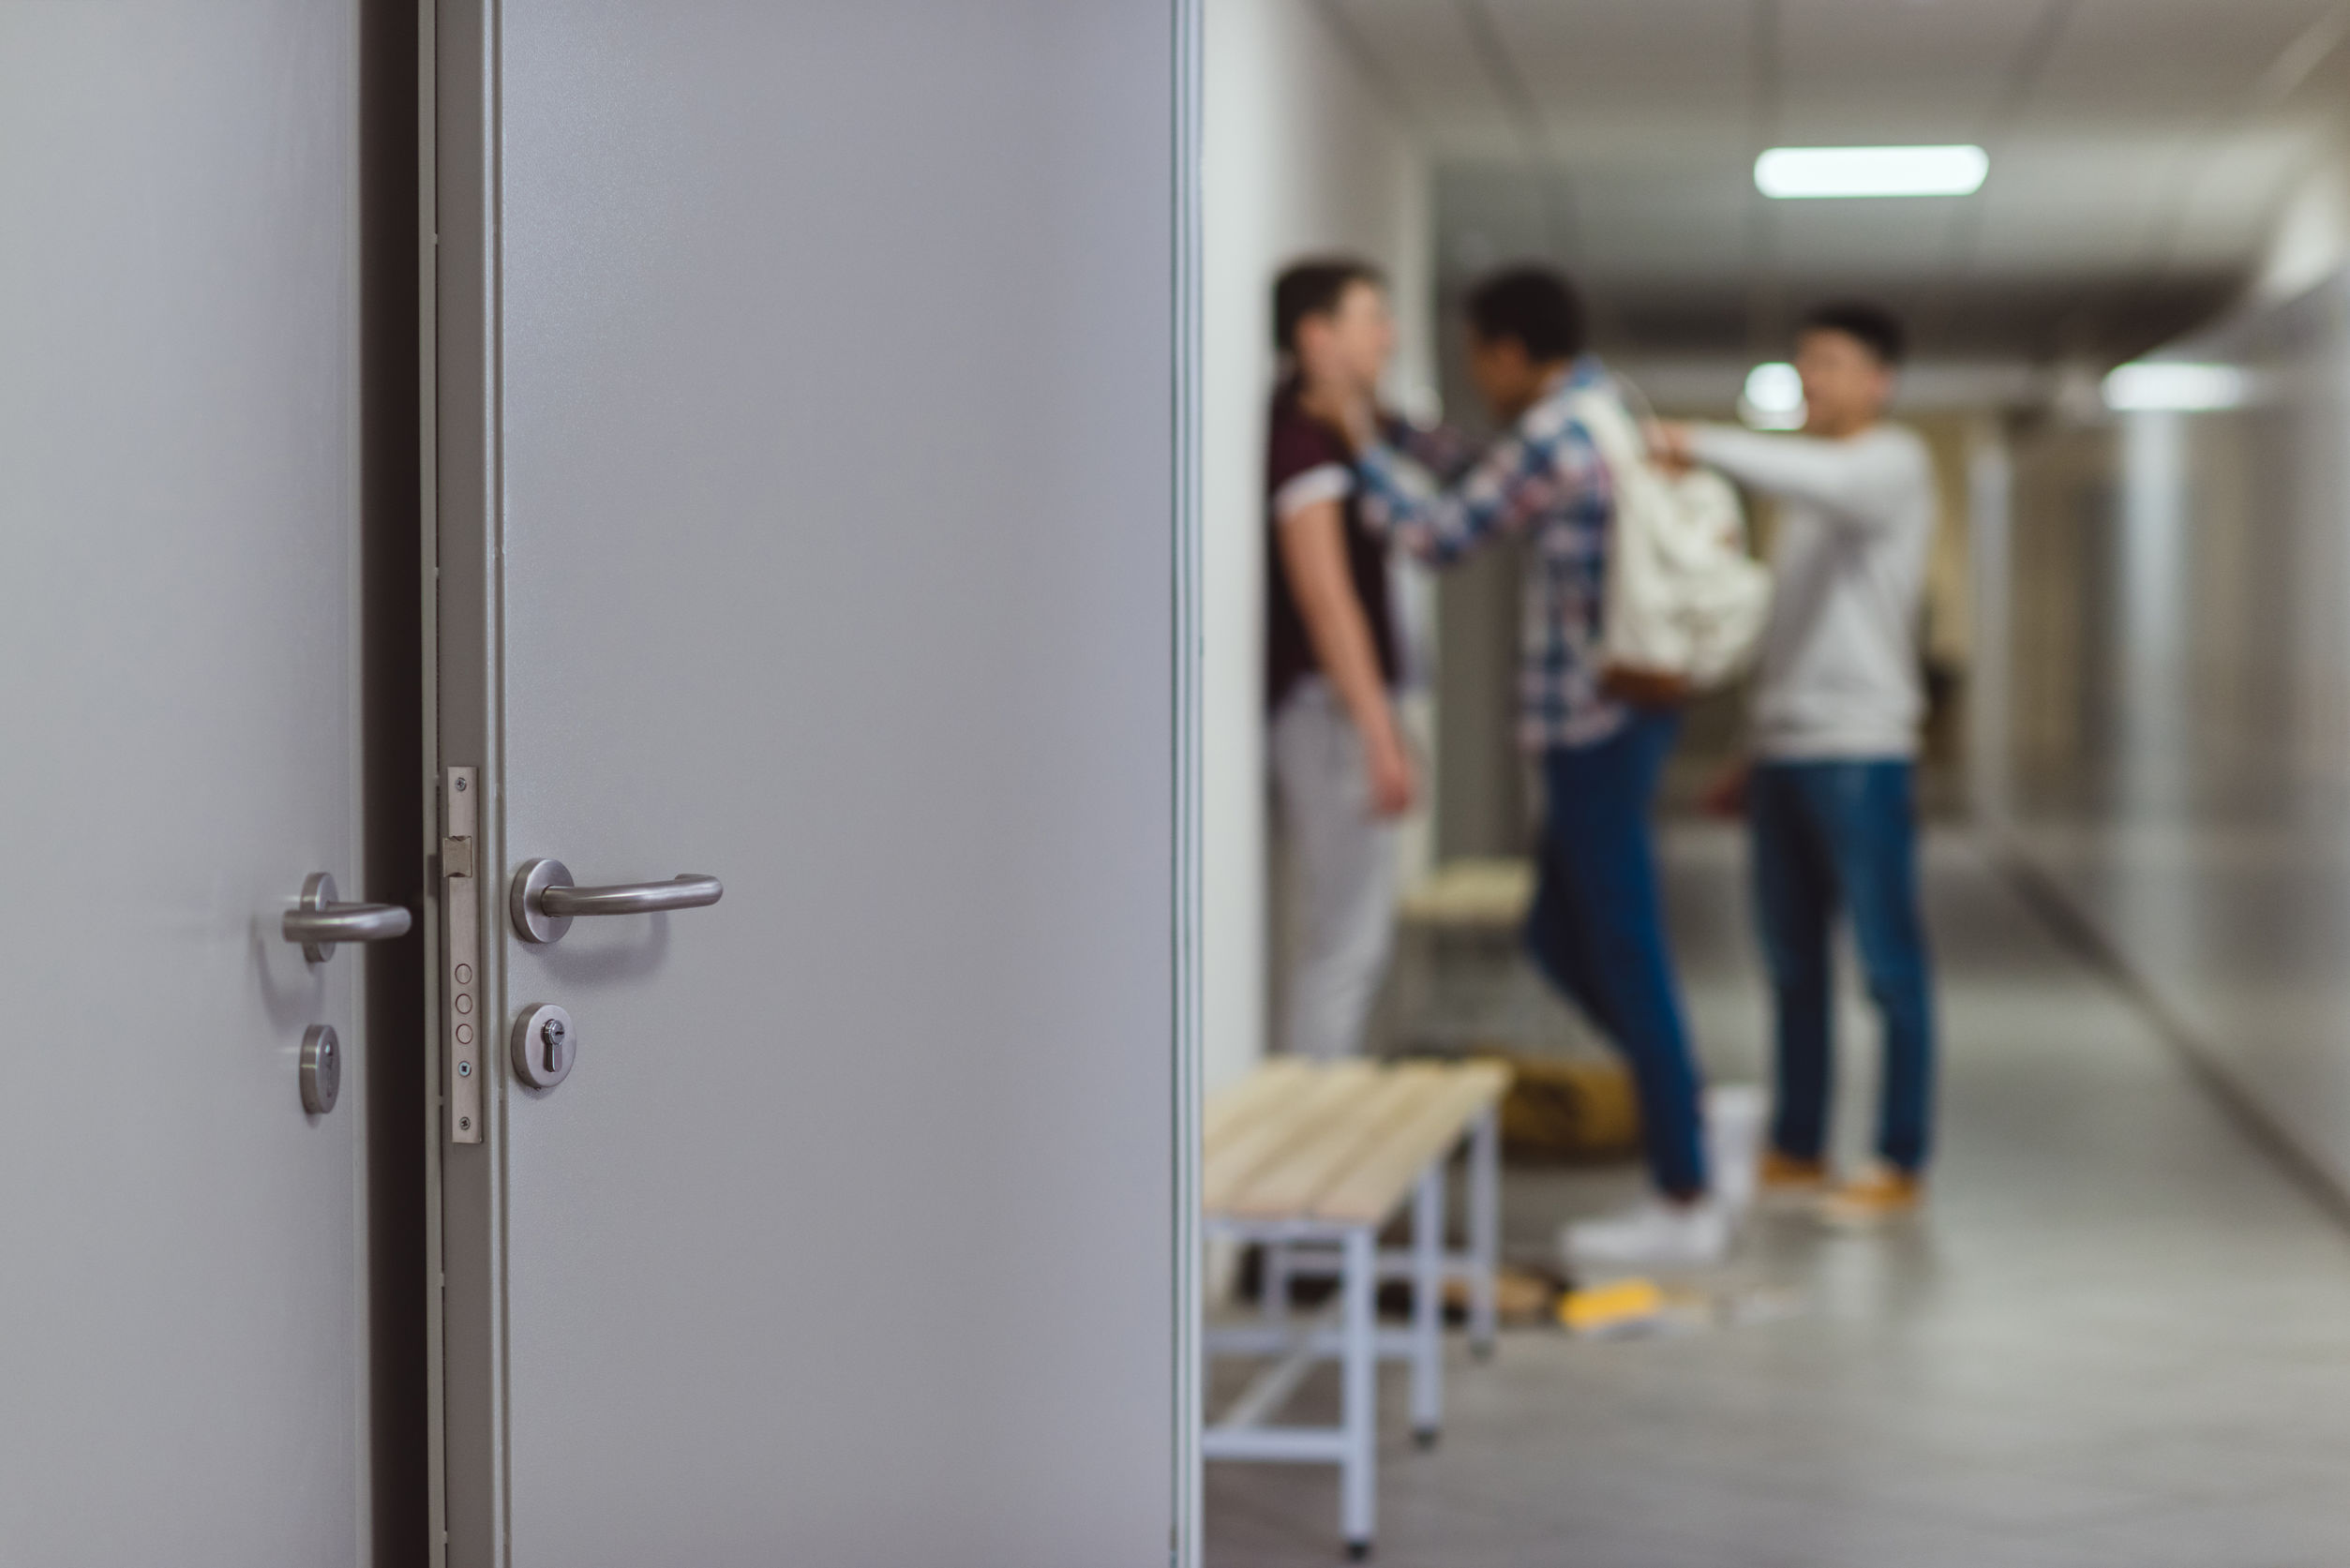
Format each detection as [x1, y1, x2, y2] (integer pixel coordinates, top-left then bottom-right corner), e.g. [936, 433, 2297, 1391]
[512, 1005, 574, 1090]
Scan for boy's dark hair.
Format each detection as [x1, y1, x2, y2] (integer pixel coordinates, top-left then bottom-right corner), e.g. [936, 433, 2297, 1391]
[1465, 267, 1587, 364]
[1273, 259, 1384, 354]
[1799, 300, 1908, 367]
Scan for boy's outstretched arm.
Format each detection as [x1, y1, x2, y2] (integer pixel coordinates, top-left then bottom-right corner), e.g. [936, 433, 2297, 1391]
[1356, 419, 1578, 566]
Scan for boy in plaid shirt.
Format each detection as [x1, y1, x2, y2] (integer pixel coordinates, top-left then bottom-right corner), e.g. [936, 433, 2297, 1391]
[1306, 267, 1740, 1269]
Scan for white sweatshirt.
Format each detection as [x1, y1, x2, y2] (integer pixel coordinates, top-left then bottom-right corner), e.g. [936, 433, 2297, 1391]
[1688, 423, 1935, 761]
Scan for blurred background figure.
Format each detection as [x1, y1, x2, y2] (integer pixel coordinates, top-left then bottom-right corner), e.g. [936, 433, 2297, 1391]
[1264, 261, 1415, 1060]
[1660, 303, 1940, 1226]
[1337, 267, 1742, 1269]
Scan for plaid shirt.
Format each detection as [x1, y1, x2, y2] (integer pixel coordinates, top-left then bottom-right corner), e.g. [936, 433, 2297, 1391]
[1356, 355, 1627, 751]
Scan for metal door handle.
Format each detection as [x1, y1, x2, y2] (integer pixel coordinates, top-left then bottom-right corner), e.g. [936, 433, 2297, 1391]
[511, 858, 724, 944]
[544, 874, 724, 918]
[284, 872, 414, 963]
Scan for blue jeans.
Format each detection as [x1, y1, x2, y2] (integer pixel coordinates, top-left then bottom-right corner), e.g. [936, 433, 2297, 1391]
[1749, 760, 1936, 1173]
[1524, 712, 1709, 1198]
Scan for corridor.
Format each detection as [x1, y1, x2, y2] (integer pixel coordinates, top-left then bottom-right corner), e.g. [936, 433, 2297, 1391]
[1208, 825, 2350, 1568]
[22, 3, 2350, 1559]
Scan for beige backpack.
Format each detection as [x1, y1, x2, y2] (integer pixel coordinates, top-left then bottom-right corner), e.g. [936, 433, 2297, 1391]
[1569, 381, 1772, 701]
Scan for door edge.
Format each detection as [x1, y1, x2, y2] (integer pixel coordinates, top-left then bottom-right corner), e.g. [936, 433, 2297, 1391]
[1169, 0, 1205, 1563]
[428, 0, 510, 1562]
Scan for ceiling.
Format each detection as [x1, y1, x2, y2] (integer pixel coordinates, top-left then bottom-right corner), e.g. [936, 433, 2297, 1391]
[1322, 0, 2350, 362]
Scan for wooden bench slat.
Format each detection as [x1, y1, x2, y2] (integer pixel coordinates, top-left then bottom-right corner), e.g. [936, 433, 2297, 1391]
[1396, 858, 1534, 930]
[1201, 1061, 1385, 1214]
[1202, 1056, 1315, 1157]
[1307, 1094, 1489, 1223]
[1220, 1064, 1449, 1219]
[1305, 1067, 1506, 1221]
[1308, 1065, 1510, 1224]
[1202, 1059, 1515, 1226]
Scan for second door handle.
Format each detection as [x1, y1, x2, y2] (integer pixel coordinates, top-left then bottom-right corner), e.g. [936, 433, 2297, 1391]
[511, 858, 724, 944]
[284, 872, 414, 963]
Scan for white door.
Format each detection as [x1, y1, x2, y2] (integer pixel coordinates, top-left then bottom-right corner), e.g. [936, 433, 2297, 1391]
[431, 3, 1193, 1563]
[0, 6, 382, 1564]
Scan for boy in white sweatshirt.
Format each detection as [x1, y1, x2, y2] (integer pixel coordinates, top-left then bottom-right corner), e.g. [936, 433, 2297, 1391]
[1654, 303, 1938, 1224]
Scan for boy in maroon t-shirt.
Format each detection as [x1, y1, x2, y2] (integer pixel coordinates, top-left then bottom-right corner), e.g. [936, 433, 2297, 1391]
[1264, 260, 1414, 1061]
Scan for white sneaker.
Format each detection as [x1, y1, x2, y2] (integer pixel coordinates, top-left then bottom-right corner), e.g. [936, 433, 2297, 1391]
[1705, 1084, 1768, 1217]
[1561, 1195, 1732, 1274]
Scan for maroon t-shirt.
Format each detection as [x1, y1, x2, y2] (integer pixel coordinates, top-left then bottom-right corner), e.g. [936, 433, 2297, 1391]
[1265, 384, 1400, 710]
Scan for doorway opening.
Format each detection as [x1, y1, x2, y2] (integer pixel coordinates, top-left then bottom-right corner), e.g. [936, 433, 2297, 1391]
[1199, 5, 2350, 1562]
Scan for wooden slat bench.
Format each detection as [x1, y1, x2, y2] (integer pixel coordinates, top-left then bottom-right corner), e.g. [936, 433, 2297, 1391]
[1390, 858, 1548, 1053]
[1395, 856, 1535, 933]
[1202, 1057, 1512, 1560]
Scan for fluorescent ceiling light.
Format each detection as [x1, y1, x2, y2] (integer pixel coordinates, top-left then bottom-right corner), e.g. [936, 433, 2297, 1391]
[1740, 362, 1805, 430]
[2102, 362, 2247, 412]
[1755, 144, 1988, 200]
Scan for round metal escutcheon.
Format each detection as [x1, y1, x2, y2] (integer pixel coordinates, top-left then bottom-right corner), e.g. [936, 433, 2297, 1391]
[511, 1003, 576, 1090]
[300, 1024, 340, 1114]
[510, 859, 576, 946]
[297, 872, 339, 964]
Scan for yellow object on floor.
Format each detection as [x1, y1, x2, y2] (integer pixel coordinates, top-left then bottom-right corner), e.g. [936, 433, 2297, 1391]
[1480, 1053, 1642, 1161]
[1443, 1266, 1560, 1326]
[1558, 1277, 1664, 1336]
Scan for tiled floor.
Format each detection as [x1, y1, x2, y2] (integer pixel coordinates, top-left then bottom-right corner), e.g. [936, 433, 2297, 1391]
[1205, 825, 2350, 1567]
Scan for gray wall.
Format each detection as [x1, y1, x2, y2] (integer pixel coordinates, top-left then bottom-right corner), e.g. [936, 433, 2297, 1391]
[1201, 0, 1431, 1091]
[1998, 276, 2350, 1200]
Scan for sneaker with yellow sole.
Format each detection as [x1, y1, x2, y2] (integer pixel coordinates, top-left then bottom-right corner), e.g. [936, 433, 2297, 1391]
[1817, 1163, 1924, 1228]
[1756, 1149, 1827, 1210]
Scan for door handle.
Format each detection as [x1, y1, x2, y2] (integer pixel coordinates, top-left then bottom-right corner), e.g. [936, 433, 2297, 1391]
[510, 858, 724, 945]
[283, 873, 414, 963]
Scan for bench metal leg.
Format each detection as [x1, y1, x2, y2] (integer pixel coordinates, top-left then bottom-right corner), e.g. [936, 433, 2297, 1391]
[1265, 1242, 1291, 1329]
[1410, 1162, 1443, 1447]
[1204, 1322, 1434, 1359]
[1469, 1105, 1500, 1360]
[1340, 1224, 1376, 1559]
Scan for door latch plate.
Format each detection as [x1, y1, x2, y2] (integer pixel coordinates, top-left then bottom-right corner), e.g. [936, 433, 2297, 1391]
[445, 767, 483, 1143]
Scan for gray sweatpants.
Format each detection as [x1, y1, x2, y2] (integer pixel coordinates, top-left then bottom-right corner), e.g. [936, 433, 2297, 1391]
[1270, 679, 1398, 1060]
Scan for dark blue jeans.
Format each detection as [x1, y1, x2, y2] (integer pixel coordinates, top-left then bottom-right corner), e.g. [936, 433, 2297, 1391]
[1749, 760, 1936, 1173]
[1524, 712, 1709, 1199]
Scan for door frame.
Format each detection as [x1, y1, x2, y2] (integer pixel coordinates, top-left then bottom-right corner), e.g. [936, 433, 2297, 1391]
[1172, 0, 1205, 1558]
[416, 4, 1204, 1562]
[415, 0, 448, 1557]
[421, 0, 505, 1557]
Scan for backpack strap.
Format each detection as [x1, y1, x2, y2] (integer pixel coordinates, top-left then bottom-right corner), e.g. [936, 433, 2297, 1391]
[1564, 384, 1652, 497]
